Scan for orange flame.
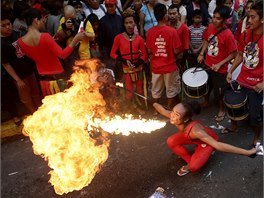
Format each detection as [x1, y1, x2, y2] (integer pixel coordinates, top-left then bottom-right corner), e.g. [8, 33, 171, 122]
[22, 59, 165, 195]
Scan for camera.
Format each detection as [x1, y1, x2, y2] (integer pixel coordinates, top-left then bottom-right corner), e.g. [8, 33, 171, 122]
[69, 18, 76, 24]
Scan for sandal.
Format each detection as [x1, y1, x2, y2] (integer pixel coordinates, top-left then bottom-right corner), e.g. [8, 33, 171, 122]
[221, 127, 238, 134]
[215, 113, 225, 122]
[177, 165, 190, 176]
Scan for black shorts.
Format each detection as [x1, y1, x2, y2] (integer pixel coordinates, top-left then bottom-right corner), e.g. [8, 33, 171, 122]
[206, 67, 228, 99]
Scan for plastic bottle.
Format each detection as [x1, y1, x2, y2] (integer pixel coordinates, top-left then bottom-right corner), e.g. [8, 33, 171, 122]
[149, 187, 167, 198]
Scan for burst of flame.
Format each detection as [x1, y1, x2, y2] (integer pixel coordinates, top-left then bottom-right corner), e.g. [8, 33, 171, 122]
[22, 59, 166, 195]
[115, 82, 124, 87]
[90, 115, 166, 136]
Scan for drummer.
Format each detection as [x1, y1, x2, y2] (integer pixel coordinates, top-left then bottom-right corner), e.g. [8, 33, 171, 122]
[224, 0, 263, 146]
[197, 6, 237, 122]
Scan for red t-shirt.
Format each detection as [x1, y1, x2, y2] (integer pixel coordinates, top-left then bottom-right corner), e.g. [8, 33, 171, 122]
[110, 33, 148, 63]
[146, 25, 181, 74]
[177, 23, 190, 52]
[203, 24, 237, 74]
[17, 33, 73, 75]
[236, 29, 263, 88]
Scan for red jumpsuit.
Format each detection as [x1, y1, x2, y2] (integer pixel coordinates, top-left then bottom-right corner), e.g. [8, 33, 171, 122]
[110, 33, 148, 100]
[167, 121, 219, 172]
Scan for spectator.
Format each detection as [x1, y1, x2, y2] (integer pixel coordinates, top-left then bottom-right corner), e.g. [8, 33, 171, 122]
[197, 6, 237, 122]
[83, 0, 107, 19]
[99, 0, 124, 70]
[158, 0, 172, 8]
[186, 0, 210, 26]
[17, 8, 86, 97]
[224, 1, 263, 146]
[55, 5, 80, 74]
[146, 3, 182, 111]
[12, 0, 30, 36]
[122, 0, 133, 10]
[130, 0, 143, 34]
[223, 0, 238, 34]
[168, 4, 189, 75]
[1, 10, 42, 114]
[172, 0, 187, 23]
[233, 0, 247, 17]
[43, 0, 64, 36]
[234, 0, 254, 42]
[187, 9, 206, 67]
[87, 13, 101, 58]
[68, 0, 86, 21]
[110, 8, 148, 114]
[139, 0, 158, 38]
[208, 0, 225, 19]
[1, 69, 22, 126]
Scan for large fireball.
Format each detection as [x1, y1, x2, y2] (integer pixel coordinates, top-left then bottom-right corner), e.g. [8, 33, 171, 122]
[22, 59, 165, 195]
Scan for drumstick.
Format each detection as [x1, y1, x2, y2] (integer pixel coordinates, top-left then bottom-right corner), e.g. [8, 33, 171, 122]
[191, 67, 211, 73]
[115, 84, 149, 100]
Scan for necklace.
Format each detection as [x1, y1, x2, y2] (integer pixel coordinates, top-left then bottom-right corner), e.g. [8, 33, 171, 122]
[125, 31, 134, 41]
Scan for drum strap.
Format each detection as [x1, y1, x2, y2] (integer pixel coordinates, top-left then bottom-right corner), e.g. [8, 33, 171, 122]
[208, 27, 227, 43]
[251, 31, 263, 44]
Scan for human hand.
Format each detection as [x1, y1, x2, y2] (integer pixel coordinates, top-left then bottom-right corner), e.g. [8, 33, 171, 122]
[126, 60, 135, 69]
[65, 19, 74, 30]
[226, 72, 232, 83]
[211, 62, 222, 72]
[73, 32, 87, 42]
[253, 82, 263, 93]
[16, 79, 26, 89]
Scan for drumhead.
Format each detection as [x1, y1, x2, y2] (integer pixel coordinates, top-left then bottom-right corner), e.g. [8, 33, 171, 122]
[224, 89, 247, 105]
[182, 67, 208, 87]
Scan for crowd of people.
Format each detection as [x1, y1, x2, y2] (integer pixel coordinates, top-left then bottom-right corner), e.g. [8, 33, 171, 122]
[1, 0, 263, 175]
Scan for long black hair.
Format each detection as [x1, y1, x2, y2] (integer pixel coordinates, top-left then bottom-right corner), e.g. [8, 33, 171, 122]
[24, 8, 42, 26]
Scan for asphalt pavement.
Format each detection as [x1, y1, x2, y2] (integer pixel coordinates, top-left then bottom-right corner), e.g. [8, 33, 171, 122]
[1, 96, 263, 198]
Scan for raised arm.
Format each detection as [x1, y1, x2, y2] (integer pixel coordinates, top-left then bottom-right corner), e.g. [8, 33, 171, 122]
[153, 103, 171, 118]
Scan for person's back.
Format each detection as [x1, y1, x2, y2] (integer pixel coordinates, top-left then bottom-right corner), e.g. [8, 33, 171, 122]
[146, 25, 180, 73]
[18, 33, 67, 75]
[146, 3, 182, 110]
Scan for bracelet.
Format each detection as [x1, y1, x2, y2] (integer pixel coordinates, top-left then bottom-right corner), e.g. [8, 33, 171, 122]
[199, 54, 204, 56]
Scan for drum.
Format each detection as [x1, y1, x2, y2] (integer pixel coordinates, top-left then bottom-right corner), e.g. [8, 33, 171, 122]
[223, 89, 248, 121]
[182, 67, 209, 98]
